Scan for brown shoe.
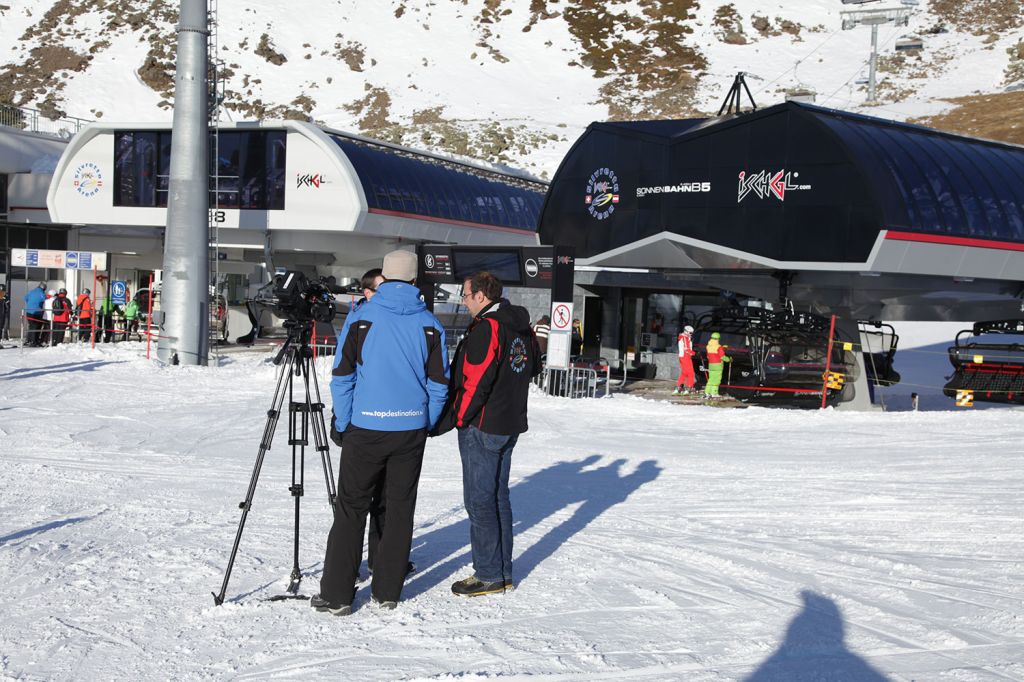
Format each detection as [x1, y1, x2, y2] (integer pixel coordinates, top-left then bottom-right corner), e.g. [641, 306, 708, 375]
[451, 576, 509, 597]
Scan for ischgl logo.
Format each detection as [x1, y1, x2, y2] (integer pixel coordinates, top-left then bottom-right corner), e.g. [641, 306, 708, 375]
[737, 169, 811, 203]
[585, 168, 620, 220]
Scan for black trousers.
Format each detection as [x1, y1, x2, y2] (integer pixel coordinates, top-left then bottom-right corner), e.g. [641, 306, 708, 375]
[101, 313, 115, 342]
[367, 478, 386, 571]
[26, 315, 46, 346]
[320, 425, 426, 605]
[51, 321, 68, 345]
[78, 318, 92, 342]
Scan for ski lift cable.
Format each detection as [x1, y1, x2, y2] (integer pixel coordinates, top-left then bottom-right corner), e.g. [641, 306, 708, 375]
[751, 27, 844, 96]
[820, 23, 903, 106]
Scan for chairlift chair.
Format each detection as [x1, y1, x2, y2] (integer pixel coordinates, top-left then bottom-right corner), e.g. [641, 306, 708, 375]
[859, 321, 901, 387]
[943, 320, 1024, 405]
[692, 306, 854, 408]
[895, 34, 924, 51]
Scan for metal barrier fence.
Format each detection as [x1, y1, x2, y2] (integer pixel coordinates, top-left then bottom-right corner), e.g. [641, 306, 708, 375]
[0, 103, 91, 138]
[537, 365, 611, 399]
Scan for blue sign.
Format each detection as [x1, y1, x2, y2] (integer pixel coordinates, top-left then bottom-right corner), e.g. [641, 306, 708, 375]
[111, 280, 128, 305]
[26, 250, 39, 266]
[66, 251, 79, 268]
[78, 252, 93, 269]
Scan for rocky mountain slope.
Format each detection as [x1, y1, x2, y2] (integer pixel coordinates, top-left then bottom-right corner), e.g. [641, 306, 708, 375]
[1, 0, 1021, 176]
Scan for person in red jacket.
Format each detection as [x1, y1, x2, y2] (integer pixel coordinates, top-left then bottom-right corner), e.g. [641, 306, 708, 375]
[440, 271, 540, 597]
[51, 288, 73, 345]
[75, 289, 93, 342]
[672, 325, 696, 395]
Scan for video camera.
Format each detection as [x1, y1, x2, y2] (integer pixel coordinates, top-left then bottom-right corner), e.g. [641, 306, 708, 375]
[257, 270, 339, 324]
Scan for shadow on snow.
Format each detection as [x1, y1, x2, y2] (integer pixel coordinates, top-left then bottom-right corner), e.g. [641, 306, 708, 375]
[744, 590, 889, 682]
[0, 515, 97, 548]
[396, 454, 661, 600]
[0, 360, 126, 381]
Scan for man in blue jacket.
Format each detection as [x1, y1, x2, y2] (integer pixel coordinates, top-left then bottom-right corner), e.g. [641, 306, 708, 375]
[313, 250, 448, 615]
[23, 282, 47, 347]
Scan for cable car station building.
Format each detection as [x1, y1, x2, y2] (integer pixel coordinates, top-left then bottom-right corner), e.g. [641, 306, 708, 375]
[42, 120, 544, 318]
[539, 101, 1024, 408]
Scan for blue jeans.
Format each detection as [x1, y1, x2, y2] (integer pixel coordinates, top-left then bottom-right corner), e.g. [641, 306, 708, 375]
[458, 425, 518, 584]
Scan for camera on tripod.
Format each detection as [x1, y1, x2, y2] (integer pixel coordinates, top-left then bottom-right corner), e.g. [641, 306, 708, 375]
[212, 270, 340, 605]
[260, 271, 339, 324]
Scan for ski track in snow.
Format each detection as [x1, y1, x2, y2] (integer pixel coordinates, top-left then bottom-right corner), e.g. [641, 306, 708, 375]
[0, 342, 1022, 681]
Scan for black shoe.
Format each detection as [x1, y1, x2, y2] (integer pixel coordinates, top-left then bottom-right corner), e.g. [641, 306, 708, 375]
[310, 593, 352, 616]
[451, 576, 509, 597]
[504, 579, 515, 591]
[372, 596, 398, 610]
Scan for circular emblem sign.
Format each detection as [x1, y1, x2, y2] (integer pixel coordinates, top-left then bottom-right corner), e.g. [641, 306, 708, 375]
[585, 167, 620, 220]
[508, 336, 529, 373]
[524, 258, 538, 278]
[424, 254, 435, 269]
[73, 162, 103, 198]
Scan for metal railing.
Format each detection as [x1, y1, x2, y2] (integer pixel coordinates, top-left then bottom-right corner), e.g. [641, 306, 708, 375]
[0, 103, 91, 139]
[538, 366, 607, 399]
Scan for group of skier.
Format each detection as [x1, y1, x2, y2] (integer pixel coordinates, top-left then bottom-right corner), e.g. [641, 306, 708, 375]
[672, 325, 731, 399]
[22, 281, 145, 346]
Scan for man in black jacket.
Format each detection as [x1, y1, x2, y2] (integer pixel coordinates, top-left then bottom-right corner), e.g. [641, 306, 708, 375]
[445, 271, 540, 597]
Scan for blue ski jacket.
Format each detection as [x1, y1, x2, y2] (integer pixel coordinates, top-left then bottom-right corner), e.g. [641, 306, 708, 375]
[23, 287, 46, 314]
[331, 281, 449, 432]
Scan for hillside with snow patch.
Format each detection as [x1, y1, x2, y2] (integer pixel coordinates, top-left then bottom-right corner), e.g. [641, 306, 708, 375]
[0, 0, 1022, 176]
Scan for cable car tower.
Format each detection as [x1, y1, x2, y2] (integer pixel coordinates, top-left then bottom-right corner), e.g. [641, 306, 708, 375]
[840, 0, 918, 103]
[208, 0, 226, 363]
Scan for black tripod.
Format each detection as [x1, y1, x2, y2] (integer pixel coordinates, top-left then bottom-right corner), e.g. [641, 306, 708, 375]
[212, 320, 337, 605]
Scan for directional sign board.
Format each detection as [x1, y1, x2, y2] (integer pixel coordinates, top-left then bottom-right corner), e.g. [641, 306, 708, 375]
[11, 249, 107, 270]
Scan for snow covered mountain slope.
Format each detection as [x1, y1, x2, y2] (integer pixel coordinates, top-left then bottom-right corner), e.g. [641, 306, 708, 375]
[0, 0, 1022, 176]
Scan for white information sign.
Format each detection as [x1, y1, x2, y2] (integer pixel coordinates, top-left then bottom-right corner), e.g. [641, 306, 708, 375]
[545, 330, 572, 370]
[12, 249, 108, 270]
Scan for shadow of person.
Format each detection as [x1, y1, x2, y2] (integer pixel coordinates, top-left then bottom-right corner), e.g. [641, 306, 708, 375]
[0, 514, 98, 548]
[744, 590, 890, 682]
[398, 455, 661, 599]
[0, 360, 125, 381]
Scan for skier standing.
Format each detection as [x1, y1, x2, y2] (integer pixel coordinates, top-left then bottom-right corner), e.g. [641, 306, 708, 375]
[23, 283, 46, 346]
[75, 289, 93, 342]
[672, 325, 696, 395]
[51, 289, 73, 345]
[704, 332, 731, 398]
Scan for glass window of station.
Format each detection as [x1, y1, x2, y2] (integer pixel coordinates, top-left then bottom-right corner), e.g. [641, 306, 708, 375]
[331, 136, 545, 231]
[114, 130, 287, 210]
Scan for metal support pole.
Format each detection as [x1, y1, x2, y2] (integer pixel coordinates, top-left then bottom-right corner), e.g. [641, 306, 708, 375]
[868, 23, 879, 104]
[820, 314, 837, 409]
[157, 0, 210, 366]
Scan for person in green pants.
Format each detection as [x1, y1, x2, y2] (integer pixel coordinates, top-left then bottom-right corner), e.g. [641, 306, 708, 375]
[704, 332, 731, 398]
[124, 298, 140, 341]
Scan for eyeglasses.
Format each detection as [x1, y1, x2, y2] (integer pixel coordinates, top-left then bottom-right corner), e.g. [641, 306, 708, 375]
[460, 291, 473, 300]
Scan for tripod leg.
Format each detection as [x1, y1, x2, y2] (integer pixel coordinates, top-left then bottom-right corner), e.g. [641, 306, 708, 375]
[303, 351, 338, 510]
[212, 349, 294, 606]
[285, 365, 306, 595]
[275, 346, 334, 598]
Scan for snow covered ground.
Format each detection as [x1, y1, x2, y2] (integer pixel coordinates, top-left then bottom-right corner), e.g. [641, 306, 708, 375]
[1, 341, 1022, 681]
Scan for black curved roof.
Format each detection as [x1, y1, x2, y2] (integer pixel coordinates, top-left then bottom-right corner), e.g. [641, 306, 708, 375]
[813, 107, 1024, 242]
[539, 101, 1024, 263]
[331, 135, 547, 232]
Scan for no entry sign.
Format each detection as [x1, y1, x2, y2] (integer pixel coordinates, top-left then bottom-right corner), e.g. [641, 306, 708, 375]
[552, 303, 573, 331]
